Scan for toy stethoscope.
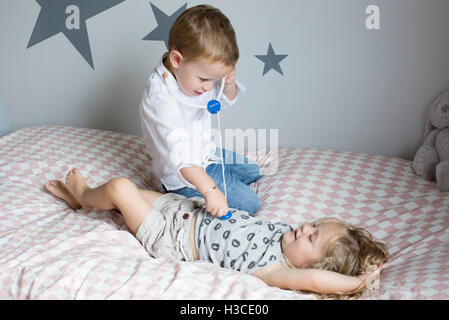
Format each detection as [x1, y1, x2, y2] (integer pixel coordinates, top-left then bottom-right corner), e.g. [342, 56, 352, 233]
[163, 72, 232, 220]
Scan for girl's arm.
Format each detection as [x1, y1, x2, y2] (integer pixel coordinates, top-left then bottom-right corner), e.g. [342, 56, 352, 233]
[252, 265, 363, 295]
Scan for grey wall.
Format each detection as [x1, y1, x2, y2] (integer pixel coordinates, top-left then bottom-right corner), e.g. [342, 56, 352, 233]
[1, 0, 449, 160]
[0, 97, 10, 136]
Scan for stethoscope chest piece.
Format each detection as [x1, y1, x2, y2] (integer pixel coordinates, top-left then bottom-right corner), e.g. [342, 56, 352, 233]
[219, 210, 232, 220]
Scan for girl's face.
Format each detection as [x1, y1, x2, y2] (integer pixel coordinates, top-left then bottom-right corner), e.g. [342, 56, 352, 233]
[167, 50, 234, 97]
[281, 220, 343, 268]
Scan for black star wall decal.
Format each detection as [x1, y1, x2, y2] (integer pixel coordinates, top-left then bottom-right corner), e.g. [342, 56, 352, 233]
[143, 2, 187, 49]
[27, 0, 125, 69]
[255, 43, 288, 76]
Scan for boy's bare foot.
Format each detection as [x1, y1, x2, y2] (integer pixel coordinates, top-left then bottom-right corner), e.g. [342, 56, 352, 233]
[45, 180, 81, 210]
[65, 168, 90, 207]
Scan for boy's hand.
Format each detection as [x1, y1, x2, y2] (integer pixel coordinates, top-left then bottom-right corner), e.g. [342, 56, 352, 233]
[204, 187, 229, 218]
[225, 68, 237, 86]
[223, 68, 237, 101]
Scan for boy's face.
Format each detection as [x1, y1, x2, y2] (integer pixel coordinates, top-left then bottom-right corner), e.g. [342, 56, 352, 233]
[281, 220, 343, 268]
[169, 52, 234, 97]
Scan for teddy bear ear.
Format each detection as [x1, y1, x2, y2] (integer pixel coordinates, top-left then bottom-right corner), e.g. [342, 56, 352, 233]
[430, 91, 449, 129]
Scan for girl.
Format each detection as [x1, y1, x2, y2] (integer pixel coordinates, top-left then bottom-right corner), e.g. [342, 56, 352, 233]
[45, 168, 389, 297]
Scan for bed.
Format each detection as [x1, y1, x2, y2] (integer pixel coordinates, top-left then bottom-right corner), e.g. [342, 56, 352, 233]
[0, 125, 448, 299]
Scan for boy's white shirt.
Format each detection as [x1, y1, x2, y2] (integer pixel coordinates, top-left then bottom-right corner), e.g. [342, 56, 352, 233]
[139, 53, 246, 191]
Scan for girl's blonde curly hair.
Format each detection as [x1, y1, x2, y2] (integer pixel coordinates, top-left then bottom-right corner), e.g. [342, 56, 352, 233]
[310, 218, 390, 299]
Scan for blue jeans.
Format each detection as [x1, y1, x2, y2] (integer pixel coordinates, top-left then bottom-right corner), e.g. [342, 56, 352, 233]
[169, 149, 263, 215]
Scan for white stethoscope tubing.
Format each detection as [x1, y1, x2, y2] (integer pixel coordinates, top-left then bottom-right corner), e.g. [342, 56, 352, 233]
[216, 112, 227, 200]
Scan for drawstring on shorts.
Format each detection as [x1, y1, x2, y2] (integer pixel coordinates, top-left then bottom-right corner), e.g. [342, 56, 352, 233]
[177, 228, 188, 261]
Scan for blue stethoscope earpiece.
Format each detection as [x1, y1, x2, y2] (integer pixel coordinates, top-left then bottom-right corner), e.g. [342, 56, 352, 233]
[207, 99, 221, 114]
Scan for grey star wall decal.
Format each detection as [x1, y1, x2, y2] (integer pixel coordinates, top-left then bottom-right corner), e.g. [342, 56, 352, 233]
[143, 2, 187, 48]
[255, 43, 288, 76]
[27, 0, 125, 69]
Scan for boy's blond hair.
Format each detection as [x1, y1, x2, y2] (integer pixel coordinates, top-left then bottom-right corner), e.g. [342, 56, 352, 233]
[168, 4, 239, 66]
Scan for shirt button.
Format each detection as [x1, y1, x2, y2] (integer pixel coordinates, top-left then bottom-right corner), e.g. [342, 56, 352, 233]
[183, 213, 190, 220]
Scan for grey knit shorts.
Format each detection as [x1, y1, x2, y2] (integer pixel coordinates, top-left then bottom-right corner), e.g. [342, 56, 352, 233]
[135, 193, 202, 262]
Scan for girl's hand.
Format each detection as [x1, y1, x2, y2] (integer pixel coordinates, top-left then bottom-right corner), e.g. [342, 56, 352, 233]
[358, 263, 383, 281]
[358, 263, 383, 290]
[204, 187, 229, 217]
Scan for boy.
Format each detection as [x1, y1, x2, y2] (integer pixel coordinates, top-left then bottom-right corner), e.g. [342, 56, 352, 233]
[139, 5, 262, 218]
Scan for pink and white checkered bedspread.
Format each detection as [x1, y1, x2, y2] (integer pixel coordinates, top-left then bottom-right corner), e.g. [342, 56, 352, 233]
[0, 126, 448, 299]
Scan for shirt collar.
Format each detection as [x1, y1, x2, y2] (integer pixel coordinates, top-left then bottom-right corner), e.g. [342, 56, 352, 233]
[156, 52, 179, 90]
